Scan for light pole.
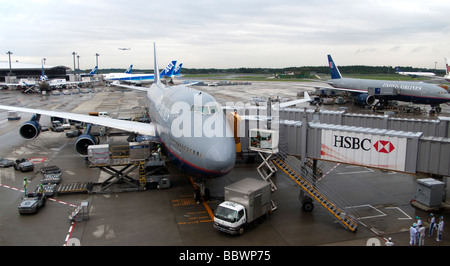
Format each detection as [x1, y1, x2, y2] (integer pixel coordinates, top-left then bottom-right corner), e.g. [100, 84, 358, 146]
[77, 55, 80, 71]
[72, 52, 77, 81]
[6, 51, 13, 76]
[95, 53, 100, 72]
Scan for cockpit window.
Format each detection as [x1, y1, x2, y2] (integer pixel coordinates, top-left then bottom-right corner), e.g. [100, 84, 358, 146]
[191, 104, 219, 115]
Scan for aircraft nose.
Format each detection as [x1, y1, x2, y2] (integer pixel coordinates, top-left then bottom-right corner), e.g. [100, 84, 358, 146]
[204, 137, 236, 174]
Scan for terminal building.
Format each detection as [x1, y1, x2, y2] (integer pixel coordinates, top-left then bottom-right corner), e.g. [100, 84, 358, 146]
[0, 61, 69, 83]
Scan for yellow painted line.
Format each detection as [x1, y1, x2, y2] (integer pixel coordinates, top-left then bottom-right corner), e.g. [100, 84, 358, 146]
[189, 176, 215, 221]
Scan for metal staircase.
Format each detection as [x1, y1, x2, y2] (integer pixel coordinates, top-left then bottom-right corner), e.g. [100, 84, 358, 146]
[272, 152, 358, 232]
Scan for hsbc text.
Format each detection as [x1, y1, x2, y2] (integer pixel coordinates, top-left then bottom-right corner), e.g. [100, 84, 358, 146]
[333, 135, 371, 151]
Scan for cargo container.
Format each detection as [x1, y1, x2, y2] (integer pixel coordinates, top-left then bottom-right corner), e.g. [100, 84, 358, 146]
[214, 178, 272, 235]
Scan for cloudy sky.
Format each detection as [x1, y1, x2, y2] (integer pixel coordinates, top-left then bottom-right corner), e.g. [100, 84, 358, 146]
[1, 0, 449, 70]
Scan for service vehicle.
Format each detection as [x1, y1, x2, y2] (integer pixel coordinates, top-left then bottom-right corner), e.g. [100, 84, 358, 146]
[14, 158, 34, 172]
[65, 129, 82, 138]
[7, 110, 21, 120]
[18, 193, 47, 214]
[214, 178, 273, 235]
[0, 158, 14, 168]
[50, 121, 64, 132]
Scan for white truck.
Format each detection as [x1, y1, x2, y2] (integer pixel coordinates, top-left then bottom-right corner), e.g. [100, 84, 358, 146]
[214, 178, 273, 235]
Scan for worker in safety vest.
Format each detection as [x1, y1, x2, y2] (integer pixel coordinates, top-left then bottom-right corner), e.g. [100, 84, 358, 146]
[157, 144, 162, 160]
[23, 177, 29, 195]
[38, 184, 44, 195]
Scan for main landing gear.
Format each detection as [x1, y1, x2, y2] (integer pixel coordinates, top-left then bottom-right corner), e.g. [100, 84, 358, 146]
[430, 104, 442, 115]
[189, 176, 211, 203]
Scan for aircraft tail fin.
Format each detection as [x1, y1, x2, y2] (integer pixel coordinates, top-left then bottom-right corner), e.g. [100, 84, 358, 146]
[174, 63, 183, 75]
[160, 61, 177, 77]
[89, 66, 98, 75]
[125, 65, 133, 74]
[327, 54, 342, 79]
[153, 43, 161, 85]
[445, 57, 450, 75]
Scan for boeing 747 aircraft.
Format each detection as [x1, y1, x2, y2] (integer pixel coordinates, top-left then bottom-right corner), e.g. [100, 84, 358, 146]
[0, 44, 311, 200]
[395, 67, 436, 78]
[306, 55, 450, 113]
[103, 61, 176, 85]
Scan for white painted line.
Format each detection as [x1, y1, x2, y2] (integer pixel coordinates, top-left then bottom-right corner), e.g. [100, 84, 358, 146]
[346, 204, 387, 220]
[338, 167, 374, 175]
[385, 207, 413, 220]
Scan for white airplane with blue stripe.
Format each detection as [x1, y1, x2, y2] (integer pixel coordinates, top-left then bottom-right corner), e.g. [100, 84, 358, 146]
[103, 61, 177, 84]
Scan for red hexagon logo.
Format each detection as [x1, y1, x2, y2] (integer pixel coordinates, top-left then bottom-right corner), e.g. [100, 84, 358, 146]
[373, 140, 395, 153]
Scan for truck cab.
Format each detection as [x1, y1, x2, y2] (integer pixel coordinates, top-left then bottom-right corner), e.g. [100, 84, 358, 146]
[214, 201, 247, 235]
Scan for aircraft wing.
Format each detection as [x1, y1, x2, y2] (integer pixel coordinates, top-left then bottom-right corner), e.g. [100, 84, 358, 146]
[112, 82, 150, 91]
[298, 84, 365, 93]
[48, 80, 97, 87]
[0, 104, 156, 136]
[279, 91, 311, 108]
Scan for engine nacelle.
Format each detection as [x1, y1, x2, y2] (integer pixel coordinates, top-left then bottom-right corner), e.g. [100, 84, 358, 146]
[19, 120, 41, 139]
[75, 134, 98, 156]
[355, 93, 375, 106]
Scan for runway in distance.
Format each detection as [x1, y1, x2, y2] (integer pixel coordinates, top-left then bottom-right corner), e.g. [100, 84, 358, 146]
[305, 55, 450, 113]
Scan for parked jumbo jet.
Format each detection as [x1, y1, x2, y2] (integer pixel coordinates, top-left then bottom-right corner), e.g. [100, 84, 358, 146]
[306, 55, 450, 113]
[0, 43, 311, 201]
[102, 61, 176, 84]
[395, 67, 436, 78]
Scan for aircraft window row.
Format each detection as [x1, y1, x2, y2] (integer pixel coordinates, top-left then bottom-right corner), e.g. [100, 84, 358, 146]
[170, 138, 203, 158]
[191, 105, 218, 115]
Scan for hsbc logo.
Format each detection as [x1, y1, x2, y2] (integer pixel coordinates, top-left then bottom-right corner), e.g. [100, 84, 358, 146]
[333, 135, 395, 154]
[373, 140, 395, 153]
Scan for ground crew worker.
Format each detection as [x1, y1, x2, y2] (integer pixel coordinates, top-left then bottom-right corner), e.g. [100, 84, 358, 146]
[385, 237, 394, 246]
[437, 216, 444, 242]
[410, 223, 417, 245]
[157, 144, 162, 160]
[38, 184, 44, 195]
[23, 177, 29, 195]
[416, 216, 422, 227]
[428, 213, 436, 237]
[418, 224, 426, 246]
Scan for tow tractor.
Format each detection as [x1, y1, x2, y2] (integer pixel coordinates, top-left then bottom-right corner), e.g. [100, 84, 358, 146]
[18, 192, 47, 214]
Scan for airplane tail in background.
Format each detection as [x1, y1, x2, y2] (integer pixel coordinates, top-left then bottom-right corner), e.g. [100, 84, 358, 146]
[173, 63, 183, 76]
[153, 43, 161, 85]
[327, 54, 342, 79]
[445, 57, 450, 75]
[160, 60, 177, 77]
[89, 66, 98, 75]
[125, 65, 133, 74]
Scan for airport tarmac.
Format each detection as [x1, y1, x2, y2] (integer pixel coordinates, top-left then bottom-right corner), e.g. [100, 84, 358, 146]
[0, 81, 449, 249]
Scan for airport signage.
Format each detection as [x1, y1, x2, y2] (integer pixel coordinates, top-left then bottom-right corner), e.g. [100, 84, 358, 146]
[321, 129, 407, 171]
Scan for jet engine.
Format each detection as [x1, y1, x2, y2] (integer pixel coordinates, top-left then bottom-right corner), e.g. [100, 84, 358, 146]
[355, 93, 375, 106]
[19, 114, 42, 139]
[75, 133, 97, 156]
[74, 124, 100, 156]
